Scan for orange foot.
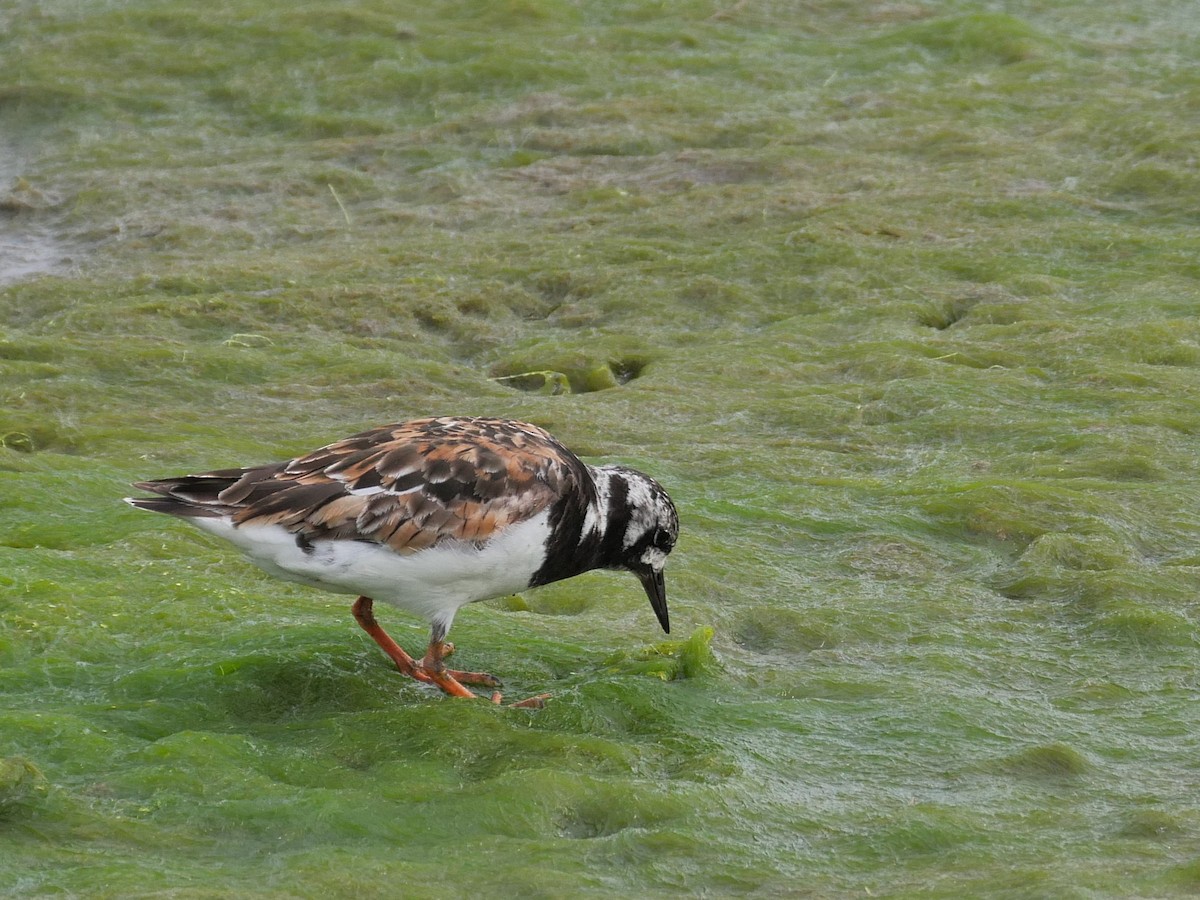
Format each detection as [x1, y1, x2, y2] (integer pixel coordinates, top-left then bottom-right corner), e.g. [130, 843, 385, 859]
[503, 692, 551, 709]
[352, 596, 549, 708]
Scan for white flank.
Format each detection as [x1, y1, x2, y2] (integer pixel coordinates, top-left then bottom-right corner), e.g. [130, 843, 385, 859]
[188, 509, 553, 631]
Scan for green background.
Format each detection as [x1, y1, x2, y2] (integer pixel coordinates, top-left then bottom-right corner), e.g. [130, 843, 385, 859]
[3, 1, 1199, 895]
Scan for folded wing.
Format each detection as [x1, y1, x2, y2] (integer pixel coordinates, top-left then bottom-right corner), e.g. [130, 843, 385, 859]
[130, 417, 590, 553]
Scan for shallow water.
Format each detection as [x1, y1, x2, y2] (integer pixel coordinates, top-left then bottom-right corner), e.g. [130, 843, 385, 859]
[0, 232, 65, 286]
[0, 148, 68, 285]
[3, 1, 1200, 896]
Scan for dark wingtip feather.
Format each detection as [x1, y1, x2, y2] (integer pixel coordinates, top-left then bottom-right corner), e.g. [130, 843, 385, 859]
[132, 480, 175, 496]
[124, 496, 223, 518]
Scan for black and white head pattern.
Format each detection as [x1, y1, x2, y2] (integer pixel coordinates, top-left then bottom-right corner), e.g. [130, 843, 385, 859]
[589, 464, 679, 574]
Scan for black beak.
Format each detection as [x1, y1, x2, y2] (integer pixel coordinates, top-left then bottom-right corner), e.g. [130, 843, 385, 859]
[638, 568, 670, 634]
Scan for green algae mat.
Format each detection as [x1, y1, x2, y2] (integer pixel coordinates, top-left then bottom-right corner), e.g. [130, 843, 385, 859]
[3, 1, 1200, 896]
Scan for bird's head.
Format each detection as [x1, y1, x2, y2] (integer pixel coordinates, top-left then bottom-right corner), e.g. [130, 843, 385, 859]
[594, 465, 678, 634]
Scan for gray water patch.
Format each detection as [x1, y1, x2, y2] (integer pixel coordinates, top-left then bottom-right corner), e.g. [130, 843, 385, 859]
[0, 228, 67, 285]
[0, 145, 70, 285]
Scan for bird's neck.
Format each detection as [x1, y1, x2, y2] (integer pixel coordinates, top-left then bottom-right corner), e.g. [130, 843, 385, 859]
[528, 465, 629, 588]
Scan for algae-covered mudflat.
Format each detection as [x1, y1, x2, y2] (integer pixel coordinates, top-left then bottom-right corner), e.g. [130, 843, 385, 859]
[3, 0, 1200, 895]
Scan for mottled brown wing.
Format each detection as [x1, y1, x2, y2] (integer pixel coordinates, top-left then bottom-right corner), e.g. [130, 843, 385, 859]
[225, 417, 588, 553]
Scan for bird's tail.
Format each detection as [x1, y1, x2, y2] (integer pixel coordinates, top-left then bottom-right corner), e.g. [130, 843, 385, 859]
[124, 472, 245, 518]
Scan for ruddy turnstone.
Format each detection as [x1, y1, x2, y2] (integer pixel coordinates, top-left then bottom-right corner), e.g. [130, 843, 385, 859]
[125, 416, 679, 707]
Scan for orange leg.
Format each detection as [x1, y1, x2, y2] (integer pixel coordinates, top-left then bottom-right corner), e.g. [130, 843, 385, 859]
[352, 596, 545, 707]
[351, 595, 435, 685]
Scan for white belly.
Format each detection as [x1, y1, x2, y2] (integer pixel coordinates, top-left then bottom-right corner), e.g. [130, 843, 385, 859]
[189, 510, 552, 630]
